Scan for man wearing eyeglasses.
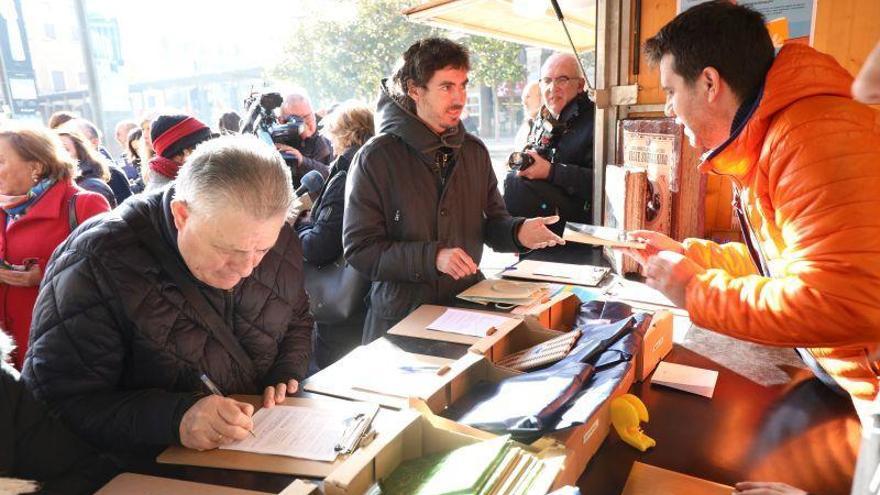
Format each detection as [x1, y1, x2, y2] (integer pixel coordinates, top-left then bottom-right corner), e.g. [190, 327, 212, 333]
[277, 90, 334, 180]
[503, 53, 595, 234]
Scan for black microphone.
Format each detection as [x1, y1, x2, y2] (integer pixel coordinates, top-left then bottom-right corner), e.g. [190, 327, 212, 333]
[295, 170, 325, 197]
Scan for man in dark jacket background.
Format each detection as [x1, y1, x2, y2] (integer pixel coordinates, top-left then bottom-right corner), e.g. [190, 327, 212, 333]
[276, 89, 335, 182]
[504, 53, 595, 232]
[22, 135, 313, 461]
[343, 37, 564, 342]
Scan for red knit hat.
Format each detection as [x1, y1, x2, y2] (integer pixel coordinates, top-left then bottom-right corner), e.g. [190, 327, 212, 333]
[150, 114, 211, 159]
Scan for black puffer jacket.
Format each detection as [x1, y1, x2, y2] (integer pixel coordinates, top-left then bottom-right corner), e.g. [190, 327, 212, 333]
[22, 187, 313, 457]
[2, 359, 118, 494]
[343, 81, 524, 342]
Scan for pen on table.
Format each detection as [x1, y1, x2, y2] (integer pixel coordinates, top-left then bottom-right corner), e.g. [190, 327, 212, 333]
[200, 372, 257, 438]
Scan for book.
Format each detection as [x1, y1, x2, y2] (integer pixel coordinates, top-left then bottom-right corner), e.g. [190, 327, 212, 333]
[562, 222, 647, 250]
[500, 260, 610, 287]
[496, 330, 582, 371]
[381, 435, 512, 495]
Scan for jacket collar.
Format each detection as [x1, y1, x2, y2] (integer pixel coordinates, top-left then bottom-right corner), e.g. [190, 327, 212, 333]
[376, 79, 466, 165]
[2, 180, 70, 223]
[701, 43, 855, 180]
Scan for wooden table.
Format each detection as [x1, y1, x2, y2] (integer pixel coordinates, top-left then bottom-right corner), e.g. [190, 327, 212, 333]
[129, 340, 859, 495]
[578, 345, 860, 495]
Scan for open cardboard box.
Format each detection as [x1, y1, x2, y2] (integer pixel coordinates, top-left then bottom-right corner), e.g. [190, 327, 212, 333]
[303, 337, 459, 410]
[323, 409, 565, 495]
[411, 354, 636, 489]
[472, 300, 672, 383]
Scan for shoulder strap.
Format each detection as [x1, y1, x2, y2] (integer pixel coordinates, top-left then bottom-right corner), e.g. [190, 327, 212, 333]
[118, 205, 258, 385]
[68, 194, 79, 232]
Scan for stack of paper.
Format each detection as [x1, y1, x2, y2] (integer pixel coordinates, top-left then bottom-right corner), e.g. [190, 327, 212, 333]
[562, 222, 647, 249]
[501, 260, 610, 287]
[651, 361, 719, 398]
[426, 308, 516, 338]
[457, 279, 553, 307]
[381, 436, 556, 495]
[219, 403, 379, 461]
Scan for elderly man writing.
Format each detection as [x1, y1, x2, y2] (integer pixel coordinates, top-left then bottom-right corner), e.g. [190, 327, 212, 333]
[22, 135, 313, 461]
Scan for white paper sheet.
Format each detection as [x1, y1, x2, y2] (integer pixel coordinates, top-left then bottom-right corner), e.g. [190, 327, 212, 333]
[651, 361, 719, 398]
[425, 308, 515, 337]
[219, 405, 351, 461]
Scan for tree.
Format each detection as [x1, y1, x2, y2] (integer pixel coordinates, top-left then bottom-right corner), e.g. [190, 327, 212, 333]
[271, 0, 526, 107]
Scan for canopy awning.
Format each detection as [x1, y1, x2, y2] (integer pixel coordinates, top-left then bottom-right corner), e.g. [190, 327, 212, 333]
[403, 0, 596, 53]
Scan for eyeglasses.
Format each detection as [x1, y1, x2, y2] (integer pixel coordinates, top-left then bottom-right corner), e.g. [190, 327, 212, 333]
[539, 75, 581, 88]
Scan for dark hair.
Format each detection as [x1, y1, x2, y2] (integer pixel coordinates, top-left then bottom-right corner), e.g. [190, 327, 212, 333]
[392, 37, 470, 96]
[127, 127, 143, 160]
[644, 0, 774, 103]
[218, 111, 242, 134]
[47, 110, 78, 129]
[57, 130, 111, 182]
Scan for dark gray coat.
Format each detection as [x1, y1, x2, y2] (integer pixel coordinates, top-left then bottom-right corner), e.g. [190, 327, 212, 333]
[343, 81, 524, 342]
[22, 187, 313, 458]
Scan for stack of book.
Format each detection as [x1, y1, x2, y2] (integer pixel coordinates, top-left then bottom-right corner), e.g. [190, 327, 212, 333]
[457, 279, 555, 307]
[380, 435, 556, 495]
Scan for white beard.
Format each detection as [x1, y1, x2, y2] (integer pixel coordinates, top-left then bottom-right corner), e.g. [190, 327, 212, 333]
[0, 478, 39, 494]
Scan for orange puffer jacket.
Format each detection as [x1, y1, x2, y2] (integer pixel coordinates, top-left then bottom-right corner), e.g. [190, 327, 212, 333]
[683, 44, 880, 401]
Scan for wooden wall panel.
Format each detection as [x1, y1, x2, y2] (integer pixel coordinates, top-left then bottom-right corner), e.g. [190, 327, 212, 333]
[812, 0, 880, 78]
[633, 0, 675, 105]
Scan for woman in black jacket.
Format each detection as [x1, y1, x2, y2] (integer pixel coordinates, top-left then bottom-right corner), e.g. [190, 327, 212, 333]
[297, 102, 374, 368]
[1, 331, 118, 494]
[57, 130, 119, 208]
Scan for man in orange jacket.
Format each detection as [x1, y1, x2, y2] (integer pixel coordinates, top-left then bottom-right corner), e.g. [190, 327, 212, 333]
[628, 0, 880, 434]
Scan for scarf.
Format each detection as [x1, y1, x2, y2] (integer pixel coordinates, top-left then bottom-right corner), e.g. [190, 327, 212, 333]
[149, 155, 182, 180]
[0, 178, 56, 221]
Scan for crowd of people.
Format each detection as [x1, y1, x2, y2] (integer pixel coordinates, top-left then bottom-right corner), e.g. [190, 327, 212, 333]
[0, 1, 879, 493]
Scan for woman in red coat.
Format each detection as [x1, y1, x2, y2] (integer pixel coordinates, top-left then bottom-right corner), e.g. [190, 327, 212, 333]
[0, 124, 110, 369]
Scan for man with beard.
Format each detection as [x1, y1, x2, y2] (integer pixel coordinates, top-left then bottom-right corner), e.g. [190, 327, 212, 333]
[343, 37, 565, 342]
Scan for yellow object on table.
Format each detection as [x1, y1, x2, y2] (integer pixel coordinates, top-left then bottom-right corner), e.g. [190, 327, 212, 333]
[610, 394, 656, 452]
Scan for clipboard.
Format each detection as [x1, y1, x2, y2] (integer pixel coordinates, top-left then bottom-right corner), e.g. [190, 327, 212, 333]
[621, 462, 733, 495]
[157, 396, 398, 477]
[500, 260, 610, 287]
[303, 338, 456, 409]
[386, 304, 522, 345]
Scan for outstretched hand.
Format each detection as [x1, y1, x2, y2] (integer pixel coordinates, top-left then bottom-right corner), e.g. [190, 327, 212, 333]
[517, 216, 565, 250]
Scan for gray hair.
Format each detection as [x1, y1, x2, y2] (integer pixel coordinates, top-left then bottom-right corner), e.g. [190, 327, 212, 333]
[174, 135, 294, 218]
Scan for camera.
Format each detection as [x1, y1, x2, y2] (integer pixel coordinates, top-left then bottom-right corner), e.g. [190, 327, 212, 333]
[241, 91, 306, 166]
[507, 151, 535, 171]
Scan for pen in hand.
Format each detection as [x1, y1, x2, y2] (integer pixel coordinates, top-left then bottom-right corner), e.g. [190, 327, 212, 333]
[200, 372, 257, 438]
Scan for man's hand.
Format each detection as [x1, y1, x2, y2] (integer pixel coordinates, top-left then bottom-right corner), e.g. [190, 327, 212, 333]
[262, 379, 299, 408]
[517, 216, 565, 250]
[436, 247, 478, 280]
[618, 229, 685, 267]
[643, 251, 703, 308]
[179, 395, 255, 451]
[734, 481, 807, 495]
[516, 150, 551, 180]
[0, 264, 42, 287]
[275, 143, 303, 163]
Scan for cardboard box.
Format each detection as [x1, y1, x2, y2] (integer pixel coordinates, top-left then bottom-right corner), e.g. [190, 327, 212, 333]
[635, 310, 673, 381]
[303, 337, 459, 410]
[474, 299, 672, 384]
[413, 354, 636, 489]
[157, 396, 407, 478]
[323, 409, 564, 495]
